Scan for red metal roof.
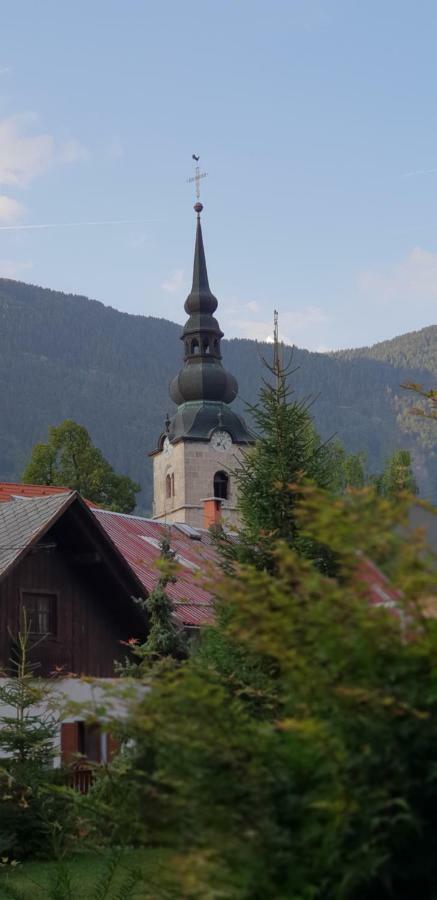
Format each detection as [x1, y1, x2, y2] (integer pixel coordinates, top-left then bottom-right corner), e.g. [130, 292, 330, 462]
[355, 554, 402, 610]
[0, 483, 402, 627]
[0, 482, 95, 507]
[0, 482, 74, 502]
[94, 509, 217, 627]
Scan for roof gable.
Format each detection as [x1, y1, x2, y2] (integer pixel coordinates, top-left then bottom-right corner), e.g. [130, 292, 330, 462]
[0, 492, 75, 580]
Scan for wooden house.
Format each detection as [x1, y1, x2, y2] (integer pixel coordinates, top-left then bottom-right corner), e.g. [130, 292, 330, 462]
[0, 488, 147, 767]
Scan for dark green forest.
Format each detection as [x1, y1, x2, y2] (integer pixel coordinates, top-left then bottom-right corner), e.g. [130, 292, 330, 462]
[0, 278, 435, 512]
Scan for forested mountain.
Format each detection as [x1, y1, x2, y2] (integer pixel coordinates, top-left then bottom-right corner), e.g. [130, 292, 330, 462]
[0, 278, 436, 511]
[333, 325, 437, 375]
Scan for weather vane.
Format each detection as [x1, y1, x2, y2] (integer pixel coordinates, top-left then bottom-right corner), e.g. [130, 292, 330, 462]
[187, 154, 207, 205]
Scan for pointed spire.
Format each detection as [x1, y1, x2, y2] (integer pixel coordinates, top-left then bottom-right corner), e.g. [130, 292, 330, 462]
[169, 199, 238, 407]
[184, 208, 218, 316]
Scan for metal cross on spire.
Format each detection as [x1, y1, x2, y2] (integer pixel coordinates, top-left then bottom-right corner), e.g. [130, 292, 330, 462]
[187, 155, 207, 203]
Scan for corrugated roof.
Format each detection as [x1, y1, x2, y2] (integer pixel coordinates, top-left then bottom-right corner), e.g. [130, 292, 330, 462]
[0, 483, 94, 507]
[0, 492, 74, 578]
[0, 484, 403, 628]
[94, 509, 216, 626]
[0, 482, 75, 503]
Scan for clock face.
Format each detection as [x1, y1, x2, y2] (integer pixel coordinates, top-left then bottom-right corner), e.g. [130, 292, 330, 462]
[163, 436, 172, 456]
[211, 430, 232, 452]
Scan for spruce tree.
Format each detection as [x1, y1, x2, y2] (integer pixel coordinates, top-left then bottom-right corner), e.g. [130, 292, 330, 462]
[375, 449, 418, 498]
[117, 533, 185, 676]
[0, 613, 60, 859]
[215, 323, 347, 572]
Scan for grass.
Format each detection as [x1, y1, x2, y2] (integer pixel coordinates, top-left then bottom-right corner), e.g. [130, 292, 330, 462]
[0, 848, 172, 899]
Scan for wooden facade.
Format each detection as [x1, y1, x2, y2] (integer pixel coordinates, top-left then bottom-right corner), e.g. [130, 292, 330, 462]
[0, 497, 146, 677]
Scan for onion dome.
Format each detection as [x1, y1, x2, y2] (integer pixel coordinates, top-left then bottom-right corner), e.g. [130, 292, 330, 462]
[169, 206, 238, 406]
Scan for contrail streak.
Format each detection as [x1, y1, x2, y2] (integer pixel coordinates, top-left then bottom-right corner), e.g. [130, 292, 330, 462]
[402, 168, 437, 177]
[0, 219, 157, 231]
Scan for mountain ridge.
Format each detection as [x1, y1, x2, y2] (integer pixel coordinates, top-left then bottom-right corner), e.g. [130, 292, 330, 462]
[0, 278, 435, 510]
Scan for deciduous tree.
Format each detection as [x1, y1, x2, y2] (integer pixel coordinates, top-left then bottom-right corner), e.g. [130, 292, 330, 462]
[23, 420, 139, 513]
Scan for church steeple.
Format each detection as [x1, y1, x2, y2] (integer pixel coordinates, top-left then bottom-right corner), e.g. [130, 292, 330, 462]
[170, 202, 238, 406]
[151, 164, 252, 529]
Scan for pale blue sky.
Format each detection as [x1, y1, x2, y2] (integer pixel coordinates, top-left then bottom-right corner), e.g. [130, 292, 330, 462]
[1, 0, 437, 350]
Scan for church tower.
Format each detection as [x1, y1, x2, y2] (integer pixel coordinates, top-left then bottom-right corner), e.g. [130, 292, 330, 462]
[151, 191, 252, 529]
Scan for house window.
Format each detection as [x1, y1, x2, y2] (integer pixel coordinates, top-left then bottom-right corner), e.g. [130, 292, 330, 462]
[21, 591, 57, 635]
[214, 471, 229, 500]
[171, 472, 175, 497]
[78, 722, 102, 763]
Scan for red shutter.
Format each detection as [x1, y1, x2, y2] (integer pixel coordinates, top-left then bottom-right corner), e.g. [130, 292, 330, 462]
[107, 733, 119, 762]
[61, 722, 79, 765]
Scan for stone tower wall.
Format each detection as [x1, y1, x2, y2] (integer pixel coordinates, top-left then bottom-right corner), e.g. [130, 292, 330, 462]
[152, 441, 245, 530]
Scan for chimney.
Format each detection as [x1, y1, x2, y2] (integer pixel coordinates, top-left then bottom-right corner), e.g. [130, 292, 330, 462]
[203, 497, 222, 529]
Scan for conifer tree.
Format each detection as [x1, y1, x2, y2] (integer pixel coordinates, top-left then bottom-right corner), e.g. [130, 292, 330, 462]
[402, 381, 437, 421]
[117, 533, 185, 676]
[0, 613, 60, 859]
[375, 448, 418, 497]
[215, 317, 349, 572]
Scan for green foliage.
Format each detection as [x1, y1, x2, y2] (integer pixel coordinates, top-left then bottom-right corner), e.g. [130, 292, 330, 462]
[105, 487, 437, 899]
[0, 851, 146, 900]
[1, 278, 436, 510]
[401, 381, 437, 422]
[374, 448, 418, 497]
[215, 354, 365, 573]
[22, 420, 139, 513]
[0, 616, 66, 860]
[116, 534, 185, 677]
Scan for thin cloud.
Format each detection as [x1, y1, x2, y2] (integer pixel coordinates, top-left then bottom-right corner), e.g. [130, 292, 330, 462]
[0, 259, 33, 279]
[230, 306, 328, 344]
[402, 168, 437, 177]
[0, 114, 90, 188]
[0, 218, 158, 232]
[58, 140, 89, 163]
[107, 137, 123, 160]
[0, 195, 26, 224]
[161, 269, 184, 293]
[358, 246, 437, 307]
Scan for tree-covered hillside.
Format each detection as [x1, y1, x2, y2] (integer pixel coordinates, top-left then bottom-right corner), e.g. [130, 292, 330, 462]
[0, 278, 435, 511]
[333, 324, 437, 375]
[332, 327, 437, 495]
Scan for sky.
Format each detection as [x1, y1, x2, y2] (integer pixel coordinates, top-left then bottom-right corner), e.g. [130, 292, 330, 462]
[1, 0, 437, 352]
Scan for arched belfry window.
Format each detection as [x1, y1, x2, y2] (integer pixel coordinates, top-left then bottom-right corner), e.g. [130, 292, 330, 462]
[166, 472, 175, 499]
[203, 338, 210, 355]
[214, 470, 229, 500]
[191, 338, 200, 355]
